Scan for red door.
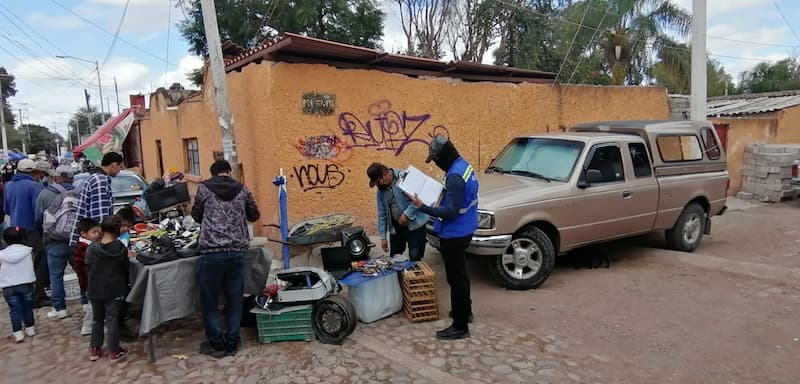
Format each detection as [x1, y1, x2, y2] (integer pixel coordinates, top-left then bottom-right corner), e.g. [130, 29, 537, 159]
[713, 123, 729, 151]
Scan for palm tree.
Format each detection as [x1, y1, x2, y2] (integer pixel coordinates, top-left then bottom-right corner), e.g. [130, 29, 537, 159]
[562, 0, 691, 85]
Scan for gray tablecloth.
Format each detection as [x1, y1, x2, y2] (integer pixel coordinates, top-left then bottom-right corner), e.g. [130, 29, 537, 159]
[126, 247, 273, 335]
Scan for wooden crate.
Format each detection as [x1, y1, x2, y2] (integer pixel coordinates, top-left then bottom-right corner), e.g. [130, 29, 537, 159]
[401, 262, 438, 322]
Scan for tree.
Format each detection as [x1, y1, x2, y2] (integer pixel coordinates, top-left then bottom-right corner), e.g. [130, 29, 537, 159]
[649, 42, 735, 96]
[561, 0, 691, 85]
[19, 124, 64, 155]
[738, 58, 800, 94]
[67, 107, 111, 148]
[396, 0, 454, 58]
[493, 0, 562, 72]
[0, 67, 17, 127]
[445, 0, 500, 62]
[178, 0, 384, 57]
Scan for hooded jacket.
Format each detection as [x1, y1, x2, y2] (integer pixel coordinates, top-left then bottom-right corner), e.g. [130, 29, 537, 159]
[191, 175, 260, 254]
[86, 240, 129, 300]
[0, 244, 36, 288]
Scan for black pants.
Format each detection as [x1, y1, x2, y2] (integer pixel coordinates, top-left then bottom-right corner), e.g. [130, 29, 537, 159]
[90, 298, 122, 353]
[390, 223, 428, 261]
[27, 232, 49, 303]
[440, 235, 472, 330]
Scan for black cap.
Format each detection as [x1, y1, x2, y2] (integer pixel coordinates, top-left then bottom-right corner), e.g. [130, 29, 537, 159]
[366, 162, 387, 187]
[425, 135, 449, 163]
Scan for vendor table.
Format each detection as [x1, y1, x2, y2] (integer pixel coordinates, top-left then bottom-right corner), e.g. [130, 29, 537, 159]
[126, 246, 272, 362]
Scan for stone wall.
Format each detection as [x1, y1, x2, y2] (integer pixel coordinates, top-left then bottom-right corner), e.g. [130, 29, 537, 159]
[737, 144, 800, 202]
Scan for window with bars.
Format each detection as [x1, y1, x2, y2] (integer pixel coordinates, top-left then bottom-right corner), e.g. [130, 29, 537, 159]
[185, 138, 200, 175]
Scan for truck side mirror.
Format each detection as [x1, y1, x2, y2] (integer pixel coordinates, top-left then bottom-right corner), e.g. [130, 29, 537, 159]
[577, 169, 603, 189]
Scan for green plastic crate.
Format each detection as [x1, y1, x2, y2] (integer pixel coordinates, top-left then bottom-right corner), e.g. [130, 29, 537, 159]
[252, 304, 315, 344]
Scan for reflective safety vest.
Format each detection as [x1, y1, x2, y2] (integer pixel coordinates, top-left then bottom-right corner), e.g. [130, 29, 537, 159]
[434, 157, 479, 239]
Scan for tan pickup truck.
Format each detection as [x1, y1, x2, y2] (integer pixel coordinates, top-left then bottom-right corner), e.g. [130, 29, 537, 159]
[428, 120, 729, 290]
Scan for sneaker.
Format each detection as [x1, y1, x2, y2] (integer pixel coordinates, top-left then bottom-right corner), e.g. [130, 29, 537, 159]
[199, 341, 226, 359]
[89, 347, 103, 361]
[82, 304, 90, 313]
[47, 309, 68, 319]
[80, 325, 92, 336]
[12, 331, 24, 343]
[109, 348, 129, 362]
[23, 326, 35, 337]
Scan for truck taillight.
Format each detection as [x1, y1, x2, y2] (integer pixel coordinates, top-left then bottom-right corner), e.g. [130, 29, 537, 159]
[793, 164, 798, 178]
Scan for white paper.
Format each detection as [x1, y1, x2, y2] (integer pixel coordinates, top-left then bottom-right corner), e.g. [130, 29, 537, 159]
[397, 165, 443, 207]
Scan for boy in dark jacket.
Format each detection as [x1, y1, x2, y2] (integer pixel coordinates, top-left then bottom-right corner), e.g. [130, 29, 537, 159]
[191, 160, 260, 358]
[86, 216, 130, 362]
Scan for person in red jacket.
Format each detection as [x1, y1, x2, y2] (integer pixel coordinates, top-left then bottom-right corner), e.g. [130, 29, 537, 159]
[73, 218, 100, 336]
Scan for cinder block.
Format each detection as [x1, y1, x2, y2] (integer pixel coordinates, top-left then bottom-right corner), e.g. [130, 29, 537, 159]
[736, 192, 753, 200]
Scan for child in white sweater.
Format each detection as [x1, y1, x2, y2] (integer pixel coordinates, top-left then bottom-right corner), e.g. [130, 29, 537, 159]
[0, 227, 37, 342]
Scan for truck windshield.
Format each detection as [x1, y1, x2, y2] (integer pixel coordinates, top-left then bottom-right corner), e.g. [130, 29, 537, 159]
[488, 138, 584, 182]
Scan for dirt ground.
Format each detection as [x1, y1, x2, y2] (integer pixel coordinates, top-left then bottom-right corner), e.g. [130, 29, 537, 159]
[446, 198, 800, 383]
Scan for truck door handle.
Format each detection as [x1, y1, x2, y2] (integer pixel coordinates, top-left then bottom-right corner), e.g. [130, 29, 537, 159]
[622, 191, 632, 198]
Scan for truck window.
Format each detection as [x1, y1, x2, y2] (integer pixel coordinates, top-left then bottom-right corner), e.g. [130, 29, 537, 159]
[628, 143, 652, 177]
[700, 127, 721, 160]
[656, 135, 703, 162]
[586, 145, 625, 183]
[490, 138, 584, 182]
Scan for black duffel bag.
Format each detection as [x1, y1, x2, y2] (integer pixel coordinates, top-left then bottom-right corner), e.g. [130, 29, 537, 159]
[136, 236, 179, 265]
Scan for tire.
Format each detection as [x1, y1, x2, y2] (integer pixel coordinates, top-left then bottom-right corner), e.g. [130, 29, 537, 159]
[312, 294, 357, 345]
[665, 203, 706, 252]
[490, 226, 556, 290]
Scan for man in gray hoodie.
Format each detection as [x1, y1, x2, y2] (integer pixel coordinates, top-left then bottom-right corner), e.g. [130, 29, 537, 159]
[191, 160, 260, 358]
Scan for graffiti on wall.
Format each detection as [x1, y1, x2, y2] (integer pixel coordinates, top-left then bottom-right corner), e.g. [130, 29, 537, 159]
[290, 162, 349, 192]
[294, 135, 352, 163]
[338, 100, 449, 156]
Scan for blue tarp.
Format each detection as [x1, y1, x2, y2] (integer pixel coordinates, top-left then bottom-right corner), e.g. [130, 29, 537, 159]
[338, 261, 416, 287]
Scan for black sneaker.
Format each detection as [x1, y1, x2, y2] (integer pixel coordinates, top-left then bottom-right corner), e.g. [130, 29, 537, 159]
[199, 341, 226, 359]
[448, 310, 474, 323]
[436, 325, 470, 340]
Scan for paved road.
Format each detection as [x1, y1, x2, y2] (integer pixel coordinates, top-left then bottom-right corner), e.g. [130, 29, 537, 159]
[1, 198, 798, 383]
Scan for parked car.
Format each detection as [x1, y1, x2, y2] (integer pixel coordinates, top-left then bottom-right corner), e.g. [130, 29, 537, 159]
[428, 120, 729, 290]
[72, 170, 149, 213]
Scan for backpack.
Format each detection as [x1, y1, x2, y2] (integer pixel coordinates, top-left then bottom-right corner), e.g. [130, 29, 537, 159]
[42, 184, 81, 242]
[136, 236, 179, 265]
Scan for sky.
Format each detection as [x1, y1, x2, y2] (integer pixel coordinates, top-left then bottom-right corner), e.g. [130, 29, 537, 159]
[1, 0, 799, 140]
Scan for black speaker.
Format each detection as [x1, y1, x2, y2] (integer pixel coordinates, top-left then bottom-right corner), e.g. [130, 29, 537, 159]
[339, 226, 370, 260]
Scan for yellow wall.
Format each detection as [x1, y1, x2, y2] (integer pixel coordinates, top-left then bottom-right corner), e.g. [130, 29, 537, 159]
[710, 116, 778, 193]
[775, 105, 800, 143]
[139, 61, 669, 243]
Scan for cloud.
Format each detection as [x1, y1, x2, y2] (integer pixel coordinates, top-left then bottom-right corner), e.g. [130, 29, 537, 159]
[139, 32, 160, 43]
[28, 13, 83, 29]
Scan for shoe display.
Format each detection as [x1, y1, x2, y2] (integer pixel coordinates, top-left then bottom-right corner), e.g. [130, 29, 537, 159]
[109, 348, 129, 362]
[46, 309, 68, 319]
[436, 325, 470, 340]
[23, 326, 35, 337]
[12, 331, 24, 343]
[89, 347, 103, 361]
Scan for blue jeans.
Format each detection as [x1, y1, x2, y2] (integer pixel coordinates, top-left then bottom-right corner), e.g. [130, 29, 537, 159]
[47, 241, 74, 311]
[197, 251, 244, 352]
[3, 283, 34, 332]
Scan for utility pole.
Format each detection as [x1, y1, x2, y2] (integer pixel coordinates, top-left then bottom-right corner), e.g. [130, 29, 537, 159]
[200, 0, 240, 179]
[84, 89, 93, 145]
[0, 92, 7, 161]
[19, 108, 30, 143]
[690, 0, 707, 121]
[114, 77, 120, 114]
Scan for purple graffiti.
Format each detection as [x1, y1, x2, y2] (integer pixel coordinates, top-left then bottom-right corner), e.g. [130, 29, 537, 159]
[338, 100, 449, 156]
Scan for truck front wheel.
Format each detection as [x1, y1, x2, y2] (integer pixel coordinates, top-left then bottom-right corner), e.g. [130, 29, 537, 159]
[665, 202, 706, 252]
[490, 226, 555, 290]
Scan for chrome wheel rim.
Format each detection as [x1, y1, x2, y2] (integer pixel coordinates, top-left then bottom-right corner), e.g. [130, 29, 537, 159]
[501, 238, 542, 280]
[683, 214, 702, 245]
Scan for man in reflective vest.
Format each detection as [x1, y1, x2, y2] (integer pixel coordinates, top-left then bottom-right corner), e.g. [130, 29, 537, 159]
[409, 135, 478, 340]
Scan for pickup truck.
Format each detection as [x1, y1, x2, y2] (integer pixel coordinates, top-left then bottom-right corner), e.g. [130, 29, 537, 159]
[428, 120, 729, 290]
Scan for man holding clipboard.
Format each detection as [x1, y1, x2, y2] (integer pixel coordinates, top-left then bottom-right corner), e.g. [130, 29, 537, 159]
[408, 135, 478, 340]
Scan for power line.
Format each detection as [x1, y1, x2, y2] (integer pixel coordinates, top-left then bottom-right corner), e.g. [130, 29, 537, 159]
[773, 2, 800, 44]
[101, 0, 131, 69]
[708, 35, 800, 48]
[49, 0, 188, 71]
[556, 0, 592, 81]
[0, 30, 92, 88]
[0, 3, 89, 67]
[567, 3, 611, 84]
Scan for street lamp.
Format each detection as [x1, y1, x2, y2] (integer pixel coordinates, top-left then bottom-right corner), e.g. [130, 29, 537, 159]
[56, 55, 105, 122]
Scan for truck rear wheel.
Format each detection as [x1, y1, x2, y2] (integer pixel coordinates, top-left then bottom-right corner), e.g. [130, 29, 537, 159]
[665, 202, 705, 252]
[490, 226, 555, 290]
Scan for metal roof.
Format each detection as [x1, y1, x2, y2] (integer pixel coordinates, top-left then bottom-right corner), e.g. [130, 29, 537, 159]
[707, 90, 800, 117]
[223, 33, 556, 84]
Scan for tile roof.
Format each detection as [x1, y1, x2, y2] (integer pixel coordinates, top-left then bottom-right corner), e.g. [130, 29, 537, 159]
[707, 90, 800, 117]
[222, 33, 555, 84]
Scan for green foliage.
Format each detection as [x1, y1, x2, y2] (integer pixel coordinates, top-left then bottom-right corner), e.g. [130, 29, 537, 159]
[1, 67, 17, 127]
[67, 107, 112, 148]
[738, 58, 800, 94]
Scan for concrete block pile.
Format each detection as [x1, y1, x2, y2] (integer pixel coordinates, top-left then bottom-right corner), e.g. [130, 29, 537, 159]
[737, 144, 800, 202]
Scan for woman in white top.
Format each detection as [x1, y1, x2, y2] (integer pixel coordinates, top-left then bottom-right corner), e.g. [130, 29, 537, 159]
[0, 226, 37, 342]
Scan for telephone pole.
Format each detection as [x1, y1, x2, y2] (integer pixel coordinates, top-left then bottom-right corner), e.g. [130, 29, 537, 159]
[690, 0, 707, 120]
[114, 77, 120, 114]
[200, 0, 240, 178]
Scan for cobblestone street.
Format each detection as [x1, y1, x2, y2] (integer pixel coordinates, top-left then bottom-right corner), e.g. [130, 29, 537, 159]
[1, 199, 799, 383]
